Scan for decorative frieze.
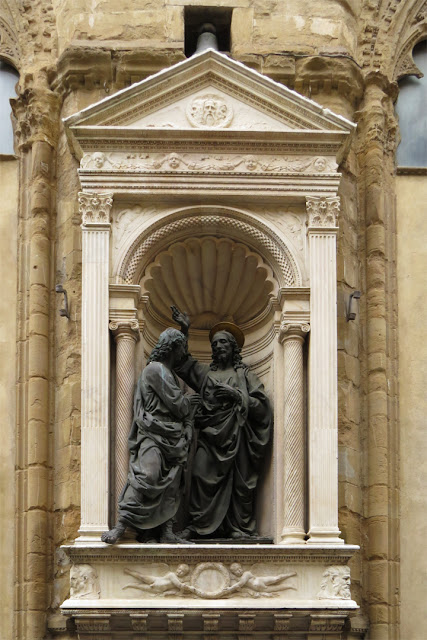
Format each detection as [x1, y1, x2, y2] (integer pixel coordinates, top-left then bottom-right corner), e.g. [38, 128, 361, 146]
[123, 562, 297, 600]
[80, 151, 336, 175]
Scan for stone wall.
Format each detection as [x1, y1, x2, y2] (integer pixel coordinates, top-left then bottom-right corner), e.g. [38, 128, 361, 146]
[0, 155, 18, 640]
[396, 173, 427, 640]
[0, 0, 426, 638]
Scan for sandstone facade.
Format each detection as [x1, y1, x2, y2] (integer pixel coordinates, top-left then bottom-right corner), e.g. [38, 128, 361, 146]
[0, 1, 426, 639]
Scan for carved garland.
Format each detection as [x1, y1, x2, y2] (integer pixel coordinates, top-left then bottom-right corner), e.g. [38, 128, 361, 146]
[120, 213, 301, 288]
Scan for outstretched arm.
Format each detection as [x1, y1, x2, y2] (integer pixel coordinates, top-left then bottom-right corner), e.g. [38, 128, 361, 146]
[124, 568, 154, 585]
[171, 305, 190, 336]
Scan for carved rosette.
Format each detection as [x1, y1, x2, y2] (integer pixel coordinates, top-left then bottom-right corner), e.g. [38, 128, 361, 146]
[306, 196, 340, 228]
[79, 192, 114, 226]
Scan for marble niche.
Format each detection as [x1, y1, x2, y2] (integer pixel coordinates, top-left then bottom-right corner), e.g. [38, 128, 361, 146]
[61, 49, 360, 638]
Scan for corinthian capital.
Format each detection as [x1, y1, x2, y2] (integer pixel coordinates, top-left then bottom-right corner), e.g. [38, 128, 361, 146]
[306, 196, 340, 228]
[11, 79, 61, 149]
[79, 192, 113, 226]
[279, 321, 310, 343]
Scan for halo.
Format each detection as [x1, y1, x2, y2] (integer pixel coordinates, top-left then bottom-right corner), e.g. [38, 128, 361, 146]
[209, 322, 245, 348]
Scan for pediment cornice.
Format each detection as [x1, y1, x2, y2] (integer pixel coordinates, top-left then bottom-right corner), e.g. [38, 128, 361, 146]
[65, 50, 355, 162]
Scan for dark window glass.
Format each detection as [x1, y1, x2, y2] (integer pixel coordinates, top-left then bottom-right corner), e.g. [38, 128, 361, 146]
[396, 40, 427, 167]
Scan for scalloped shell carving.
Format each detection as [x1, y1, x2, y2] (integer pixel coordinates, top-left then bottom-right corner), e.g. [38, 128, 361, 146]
[140, 236, 278, 328]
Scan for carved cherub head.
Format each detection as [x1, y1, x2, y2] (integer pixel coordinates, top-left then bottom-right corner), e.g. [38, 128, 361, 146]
[245, 155, 258, 171]
[167, 153, 181, 169]
[176, 564, 190, 578]
[229, 562, 244, 577]
[92, 152, 106, 169]
[313, 157, 327, 172]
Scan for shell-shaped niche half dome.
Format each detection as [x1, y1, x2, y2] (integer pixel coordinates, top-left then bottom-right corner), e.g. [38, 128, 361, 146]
[140, 236, 278, 329]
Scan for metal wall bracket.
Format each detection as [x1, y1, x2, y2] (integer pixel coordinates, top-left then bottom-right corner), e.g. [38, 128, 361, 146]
[346, 290, 361, 321]
[55, 284, 70, 319]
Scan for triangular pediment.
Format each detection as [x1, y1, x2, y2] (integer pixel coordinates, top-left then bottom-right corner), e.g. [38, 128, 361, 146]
[65, 49, 355, 153]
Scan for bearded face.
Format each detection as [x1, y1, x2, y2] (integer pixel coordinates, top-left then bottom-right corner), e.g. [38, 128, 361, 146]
[211, 332, 234, 366]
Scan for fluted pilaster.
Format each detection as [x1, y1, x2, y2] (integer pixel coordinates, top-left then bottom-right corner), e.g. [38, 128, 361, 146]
[306, 196, 343, 545]
[78, 192, 113, 540]
[279, 321, 309, 544]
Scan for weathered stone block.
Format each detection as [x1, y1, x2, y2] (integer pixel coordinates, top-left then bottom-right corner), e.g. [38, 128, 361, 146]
[26, 510, 48, 555]
[26, 466, 50, 510]
[27, 419, 49, 466]
[28, 335, 49, 379]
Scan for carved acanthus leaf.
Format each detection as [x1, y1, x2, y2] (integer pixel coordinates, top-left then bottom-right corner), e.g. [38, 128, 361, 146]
[79, 192, 113, 226]
[11, 84, 60, 148]
[306, 196, 340, 228]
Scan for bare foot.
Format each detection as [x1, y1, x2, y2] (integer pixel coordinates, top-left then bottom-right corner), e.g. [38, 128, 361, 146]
[160, 520, 194, 544]
[230, 530, 251, 539]
[101, 522, 126, 544]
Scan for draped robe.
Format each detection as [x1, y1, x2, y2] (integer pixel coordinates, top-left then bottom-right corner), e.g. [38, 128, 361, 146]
[118, 361, 192, 531]
[175, 355, 271, 536]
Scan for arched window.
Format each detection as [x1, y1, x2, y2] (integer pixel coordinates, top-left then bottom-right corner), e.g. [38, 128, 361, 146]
[396, 40, 427, 167]
[0, 60, 19, 154]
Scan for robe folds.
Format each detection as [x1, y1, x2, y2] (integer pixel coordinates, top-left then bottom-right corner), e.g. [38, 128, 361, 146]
[118, 361, 192, 532]
[175, 355, 272, 537]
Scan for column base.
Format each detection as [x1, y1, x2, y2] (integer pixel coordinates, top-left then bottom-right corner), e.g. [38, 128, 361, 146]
[307, 527, 344, 545]
[76, 526, 109, 546]
[280, 527, 306, 544]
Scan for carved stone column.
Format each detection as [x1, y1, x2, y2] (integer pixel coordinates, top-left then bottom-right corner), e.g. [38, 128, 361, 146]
[78, 192, 113, 540]
[109, 320, 140, 507]
[356, 76, 399, 638]
[306, 196, 343, 545]
[279, 321, 309, 544]
[11, 79, 61, 640]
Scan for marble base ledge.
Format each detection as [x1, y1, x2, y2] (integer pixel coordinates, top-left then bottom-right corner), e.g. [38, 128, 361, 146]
[61, 544, 358, 638]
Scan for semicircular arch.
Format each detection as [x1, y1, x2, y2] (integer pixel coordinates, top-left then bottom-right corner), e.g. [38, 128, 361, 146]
[118, 206, 303, 290]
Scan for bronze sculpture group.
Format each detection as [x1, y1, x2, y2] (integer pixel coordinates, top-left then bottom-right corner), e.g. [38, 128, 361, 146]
[102, 306, 272, 545]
